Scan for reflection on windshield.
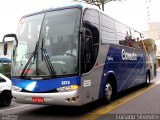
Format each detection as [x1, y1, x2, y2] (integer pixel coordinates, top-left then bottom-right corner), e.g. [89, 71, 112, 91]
[12, 13, 44, 76]
[12, 8, 81, 77]
[40, 47, 56, 77]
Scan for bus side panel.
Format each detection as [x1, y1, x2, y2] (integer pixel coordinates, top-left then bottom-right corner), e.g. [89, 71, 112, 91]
[99, 44, 147, 98]
[99, 44, 121, 98]
[117, 46, 147, 91]
[81, 44, 110, 105]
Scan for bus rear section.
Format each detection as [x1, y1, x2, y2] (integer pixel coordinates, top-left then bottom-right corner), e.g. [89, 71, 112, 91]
[79, 7, 156, 104]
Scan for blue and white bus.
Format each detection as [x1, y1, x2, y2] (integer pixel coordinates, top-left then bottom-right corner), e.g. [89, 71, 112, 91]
[3, 3, 156, 106]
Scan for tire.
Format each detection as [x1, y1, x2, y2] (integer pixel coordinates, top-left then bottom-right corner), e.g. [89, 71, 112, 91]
[145, 73, 150, 86]
[103, 81, 114, 104]
[0, 91, 12, 107]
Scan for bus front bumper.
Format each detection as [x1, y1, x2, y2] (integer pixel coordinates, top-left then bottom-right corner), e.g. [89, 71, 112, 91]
[12, 89, 83, 106]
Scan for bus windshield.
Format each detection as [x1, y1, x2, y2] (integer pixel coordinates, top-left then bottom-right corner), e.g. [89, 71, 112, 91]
[12, 8, 81, 78]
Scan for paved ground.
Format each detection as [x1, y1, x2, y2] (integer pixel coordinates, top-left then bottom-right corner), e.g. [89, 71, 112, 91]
[97, 68, 160, 120]
[0, 68, 160, 120]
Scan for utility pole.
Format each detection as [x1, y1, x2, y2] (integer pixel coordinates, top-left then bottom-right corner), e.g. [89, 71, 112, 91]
[146, 0, 151, 29]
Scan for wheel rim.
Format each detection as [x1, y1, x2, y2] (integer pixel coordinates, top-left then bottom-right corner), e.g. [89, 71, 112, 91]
[105, 83, 112, 100]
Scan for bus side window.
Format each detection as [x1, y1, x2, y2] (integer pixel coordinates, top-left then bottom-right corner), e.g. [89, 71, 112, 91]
[82, 9, 100, 73]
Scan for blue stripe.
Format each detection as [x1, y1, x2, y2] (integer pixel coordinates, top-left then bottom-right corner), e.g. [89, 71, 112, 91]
[118, 57, 143, 91]
[99, 44, 146, 98]
[12, 76, 80, 92]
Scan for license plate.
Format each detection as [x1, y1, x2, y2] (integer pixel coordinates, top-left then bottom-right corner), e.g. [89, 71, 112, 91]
[32, 97, 44, 103]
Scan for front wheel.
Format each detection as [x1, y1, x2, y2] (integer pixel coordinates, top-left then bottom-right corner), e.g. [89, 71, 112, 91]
[103, 81, 114, 104]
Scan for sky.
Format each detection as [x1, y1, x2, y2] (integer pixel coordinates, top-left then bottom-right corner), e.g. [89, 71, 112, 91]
[105, 0, 160, 31]
[0, 0, 160, 41]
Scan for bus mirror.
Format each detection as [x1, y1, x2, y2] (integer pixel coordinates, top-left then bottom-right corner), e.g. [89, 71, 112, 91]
[3, 34, 18, 47]
[3, 42, 8, 56]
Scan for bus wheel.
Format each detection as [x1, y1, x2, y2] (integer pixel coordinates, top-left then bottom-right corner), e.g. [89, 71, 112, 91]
[104, 81, 114, 103]
[145, 73, 150, 86]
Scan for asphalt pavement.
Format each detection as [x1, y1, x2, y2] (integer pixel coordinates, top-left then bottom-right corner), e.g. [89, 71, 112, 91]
[97, 68, 160, 120]
[0, 68, 160, 120]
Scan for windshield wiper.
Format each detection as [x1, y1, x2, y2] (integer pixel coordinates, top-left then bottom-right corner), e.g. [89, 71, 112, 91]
[41, 38, 56, 77]
[41, 48, 56, 77]
[20, 42, 38, 78]
[20, 38, 56, 78]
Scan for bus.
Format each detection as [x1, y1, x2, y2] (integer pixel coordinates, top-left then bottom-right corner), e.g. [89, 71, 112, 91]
[3, 3, 156, 106]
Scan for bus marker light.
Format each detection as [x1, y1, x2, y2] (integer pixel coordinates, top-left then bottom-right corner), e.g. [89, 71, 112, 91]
[71, 85, 78, 91]
[57, 85, 79, 92]
[95, 62, 99, 67]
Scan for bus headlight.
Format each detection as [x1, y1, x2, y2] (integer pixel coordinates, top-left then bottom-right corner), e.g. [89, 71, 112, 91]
[57, 85, 78, 92]
[12, 86, 22, 92]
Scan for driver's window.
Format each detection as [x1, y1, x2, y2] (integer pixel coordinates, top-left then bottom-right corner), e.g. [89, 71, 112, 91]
[82, 9, 100, 73]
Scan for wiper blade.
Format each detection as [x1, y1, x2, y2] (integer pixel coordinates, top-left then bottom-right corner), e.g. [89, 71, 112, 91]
[20, 41, 38, 78]
[41, 48, 56, 77]
[20, 52, 35, 78]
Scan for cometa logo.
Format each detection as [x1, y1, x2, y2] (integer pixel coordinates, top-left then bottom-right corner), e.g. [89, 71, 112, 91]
[121, 49, 137, 61]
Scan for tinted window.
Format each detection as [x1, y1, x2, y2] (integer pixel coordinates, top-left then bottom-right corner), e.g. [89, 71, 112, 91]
[101, 13, 117, 44]
[82, 9, 100, 73]
[116, 22, 144, 50]
[129, 30, 142, 49]
[84, 9, 99, 28]
[116, 22, 129, 46]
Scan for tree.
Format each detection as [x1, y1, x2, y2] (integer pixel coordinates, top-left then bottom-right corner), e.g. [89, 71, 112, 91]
[72, 0, 124, 11]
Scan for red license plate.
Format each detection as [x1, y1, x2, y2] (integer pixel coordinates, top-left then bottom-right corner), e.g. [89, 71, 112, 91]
[32, 97, 44, 103]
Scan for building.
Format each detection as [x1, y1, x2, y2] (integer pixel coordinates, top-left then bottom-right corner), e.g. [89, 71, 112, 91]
[143, 22, 160, 67]
[0, 41, 13, 78]
[143, 22, 160, 40]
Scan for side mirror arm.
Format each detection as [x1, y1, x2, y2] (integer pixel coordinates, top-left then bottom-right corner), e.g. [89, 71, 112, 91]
[3, 34, 18, 47]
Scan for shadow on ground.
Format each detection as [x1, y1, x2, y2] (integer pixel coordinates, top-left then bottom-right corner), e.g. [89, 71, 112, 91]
[18, 83, 150, 119]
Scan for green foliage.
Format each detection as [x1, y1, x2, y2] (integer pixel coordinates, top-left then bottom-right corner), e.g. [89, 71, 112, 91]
[0, 63, 11, 79]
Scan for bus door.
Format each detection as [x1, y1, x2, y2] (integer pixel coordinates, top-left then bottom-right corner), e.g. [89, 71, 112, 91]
[81, 9, 100, 104]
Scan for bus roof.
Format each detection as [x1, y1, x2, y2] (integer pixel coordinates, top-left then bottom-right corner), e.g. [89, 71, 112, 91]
[20, 2, 154, 41]
[22, 3, 99, 18]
